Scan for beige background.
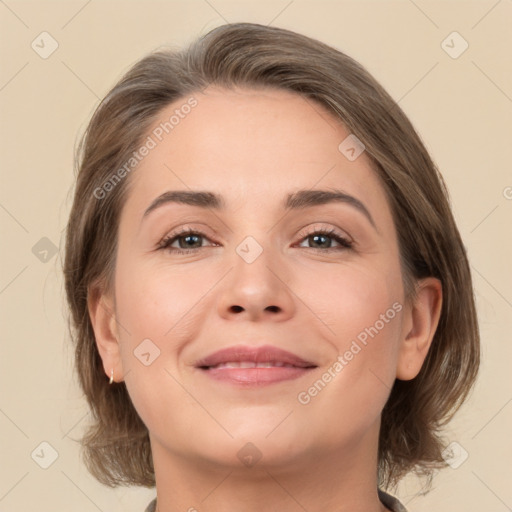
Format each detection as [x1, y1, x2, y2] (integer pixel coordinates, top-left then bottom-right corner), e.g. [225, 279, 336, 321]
[1, 1, 511, 511]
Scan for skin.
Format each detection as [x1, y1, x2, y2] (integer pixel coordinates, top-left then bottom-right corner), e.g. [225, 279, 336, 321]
[89, 86, 442, 512]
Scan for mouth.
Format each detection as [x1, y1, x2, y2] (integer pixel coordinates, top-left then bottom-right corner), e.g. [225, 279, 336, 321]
[195, 344, 318, 386]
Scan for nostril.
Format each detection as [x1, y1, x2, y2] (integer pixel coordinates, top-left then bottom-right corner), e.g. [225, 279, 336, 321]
[230, 305, 244, 313]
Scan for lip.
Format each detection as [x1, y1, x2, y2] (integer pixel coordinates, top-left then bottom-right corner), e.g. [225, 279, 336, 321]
[195, 344, 317, 386]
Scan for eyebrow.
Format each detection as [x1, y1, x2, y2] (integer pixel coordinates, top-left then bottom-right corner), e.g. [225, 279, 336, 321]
[141, 188, 377, 230]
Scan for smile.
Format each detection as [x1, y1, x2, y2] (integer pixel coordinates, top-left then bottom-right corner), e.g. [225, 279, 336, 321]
[195, 344, 318, 386]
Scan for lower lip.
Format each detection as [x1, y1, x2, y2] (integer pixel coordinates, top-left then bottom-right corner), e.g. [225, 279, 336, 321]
[199, 366, 316, 385]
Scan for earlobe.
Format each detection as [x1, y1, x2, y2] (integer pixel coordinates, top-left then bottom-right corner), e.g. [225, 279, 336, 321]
[396, 277, 443, 381]
[87, 283, 124, 383]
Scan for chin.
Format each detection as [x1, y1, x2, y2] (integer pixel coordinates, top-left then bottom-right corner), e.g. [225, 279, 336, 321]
[201, 425, 314, 469]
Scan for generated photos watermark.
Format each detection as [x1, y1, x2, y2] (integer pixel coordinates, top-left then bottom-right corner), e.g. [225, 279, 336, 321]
[93, 96, 198, 200]
[297, 301, 403, 405]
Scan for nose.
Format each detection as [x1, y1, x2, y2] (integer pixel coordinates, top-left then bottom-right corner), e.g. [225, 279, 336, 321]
[216, 243, 296, 322]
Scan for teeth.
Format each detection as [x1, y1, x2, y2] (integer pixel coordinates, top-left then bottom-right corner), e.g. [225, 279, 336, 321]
[208, 361, 296, 369]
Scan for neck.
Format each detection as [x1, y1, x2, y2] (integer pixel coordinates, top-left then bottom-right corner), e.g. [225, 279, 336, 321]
[150, 422, 388, 512]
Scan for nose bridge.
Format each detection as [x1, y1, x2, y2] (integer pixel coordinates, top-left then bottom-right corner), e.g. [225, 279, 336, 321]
[232, 232, 280, 294]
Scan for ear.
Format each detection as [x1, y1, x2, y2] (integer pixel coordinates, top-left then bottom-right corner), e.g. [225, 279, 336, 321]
[396, 277, 443, 380]
[87, 282, 124, 383]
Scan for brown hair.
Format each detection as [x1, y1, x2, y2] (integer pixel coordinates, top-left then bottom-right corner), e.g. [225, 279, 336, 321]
[63, 22, 480, 490]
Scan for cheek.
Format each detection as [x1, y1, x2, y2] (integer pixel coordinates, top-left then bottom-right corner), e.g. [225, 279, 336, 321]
[114, 255, 207, 341]
[111, 258, 209, 417]
[293, 261, 403, 418]
[299, 256, 403, 346]
[113, 279, 203, 423]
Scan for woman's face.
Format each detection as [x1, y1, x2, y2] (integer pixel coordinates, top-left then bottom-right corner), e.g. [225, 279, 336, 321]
[106, 87, 410, 469]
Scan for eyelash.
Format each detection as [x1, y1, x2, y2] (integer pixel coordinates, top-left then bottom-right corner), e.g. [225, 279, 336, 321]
[157, 226, 353, 255]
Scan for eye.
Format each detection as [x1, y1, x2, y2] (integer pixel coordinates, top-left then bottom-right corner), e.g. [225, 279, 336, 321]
[296, 227, 353, 252]
[157, 227, 215, 255]
[158, 226, 353, 255]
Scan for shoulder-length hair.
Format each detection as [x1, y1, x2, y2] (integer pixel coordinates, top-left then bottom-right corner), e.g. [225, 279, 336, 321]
[63, 22, 480, 490]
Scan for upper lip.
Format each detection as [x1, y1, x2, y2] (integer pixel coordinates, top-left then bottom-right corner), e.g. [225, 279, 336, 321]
[195, 344, 317, 369]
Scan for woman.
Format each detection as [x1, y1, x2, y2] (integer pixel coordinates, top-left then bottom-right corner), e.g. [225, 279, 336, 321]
[63, 22, 480, 512]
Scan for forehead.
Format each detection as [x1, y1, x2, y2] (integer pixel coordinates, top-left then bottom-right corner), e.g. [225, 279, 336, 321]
[122, 86, 390, 224]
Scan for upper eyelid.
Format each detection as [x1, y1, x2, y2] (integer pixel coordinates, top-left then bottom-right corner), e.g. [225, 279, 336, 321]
[163, 223, 350, 237]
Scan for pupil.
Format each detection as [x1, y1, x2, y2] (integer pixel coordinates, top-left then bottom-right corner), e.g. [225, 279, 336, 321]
[181, 234, 200, 248]
[312, 234, 330, 248]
